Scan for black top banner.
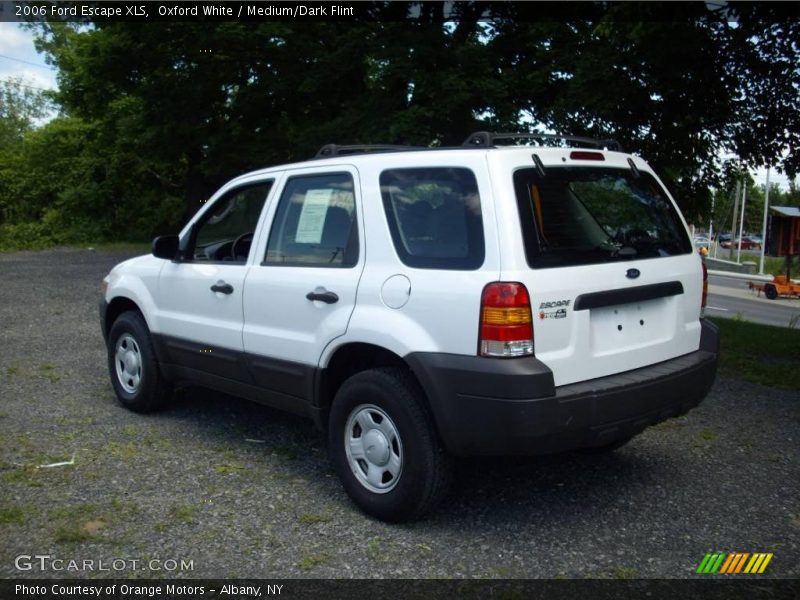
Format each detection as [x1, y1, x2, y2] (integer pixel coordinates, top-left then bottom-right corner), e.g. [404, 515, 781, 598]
[2, 1, 799, 23]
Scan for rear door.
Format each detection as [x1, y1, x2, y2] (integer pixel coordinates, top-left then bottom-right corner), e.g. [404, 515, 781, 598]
[241, 166, 364, 399]
[491, 151, 703, 386]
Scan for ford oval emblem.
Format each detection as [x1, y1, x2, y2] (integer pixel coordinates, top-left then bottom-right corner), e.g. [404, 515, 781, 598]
[626, 268, 640, 279]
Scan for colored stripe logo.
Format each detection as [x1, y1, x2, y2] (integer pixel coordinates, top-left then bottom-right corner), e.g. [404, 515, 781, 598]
[696, 552, 773, 574]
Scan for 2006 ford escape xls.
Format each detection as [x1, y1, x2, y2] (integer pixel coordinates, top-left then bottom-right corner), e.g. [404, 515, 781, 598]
[100, 132, 719, 522]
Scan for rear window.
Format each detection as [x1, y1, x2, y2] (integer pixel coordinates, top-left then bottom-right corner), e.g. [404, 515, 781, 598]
[513, 167, 692, 268]
[380, 167, 484, 270]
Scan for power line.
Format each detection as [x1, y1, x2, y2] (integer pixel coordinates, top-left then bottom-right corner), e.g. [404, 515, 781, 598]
[0, 78, 55, 92]
[0, 53, 56, 71]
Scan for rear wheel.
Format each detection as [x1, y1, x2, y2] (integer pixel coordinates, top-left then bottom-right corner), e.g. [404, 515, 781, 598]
[107, 311, 172, 412]
[764, 285, 778, 300]
[328, 368, 452, 522]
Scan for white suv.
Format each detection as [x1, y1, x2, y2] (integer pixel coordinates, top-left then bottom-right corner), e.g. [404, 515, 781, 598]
[100, 132, 719, 522]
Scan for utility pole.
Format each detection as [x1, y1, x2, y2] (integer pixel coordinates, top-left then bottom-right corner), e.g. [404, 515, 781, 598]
[759, 168, 771, 274]
[736, 184, 747, 264]
[729, 179, 741, 261]
[708, 193, 715, 252]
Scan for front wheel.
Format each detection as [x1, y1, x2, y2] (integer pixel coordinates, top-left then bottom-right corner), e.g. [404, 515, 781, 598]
[328, 368, 452, 522]
[107, 311, 172, 412]
[764, 285, 778, 300]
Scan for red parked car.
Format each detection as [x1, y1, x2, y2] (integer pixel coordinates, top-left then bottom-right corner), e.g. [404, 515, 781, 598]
[720, 237, 760, 250]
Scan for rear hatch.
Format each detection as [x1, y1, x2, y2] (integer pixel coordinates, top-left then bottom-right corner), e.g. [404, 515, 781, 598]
[491, 150, 704, 387]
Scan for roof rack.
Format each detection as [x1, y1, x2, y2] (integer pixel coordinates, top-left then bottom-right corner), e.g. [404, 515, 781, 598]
[462, 131, 623, 152]
[315, 143, 424, 158]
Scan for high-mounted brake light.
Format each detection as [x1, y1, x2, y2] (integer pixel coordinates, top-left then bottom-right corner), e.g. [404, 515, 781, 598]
[700, 260, 708, 318]
[479, 282, 534, 357]
[569, 151, 605, 161]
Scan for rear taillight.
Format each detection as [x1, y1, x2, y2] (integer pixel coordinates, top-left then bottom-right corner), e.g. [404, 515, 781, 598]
[701, 260, 708, 318]
[479, 282, 534, 357]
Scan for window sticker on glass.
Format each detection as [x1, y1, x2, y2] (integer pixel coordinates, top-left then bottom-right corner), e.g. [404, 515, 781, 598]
[295, 189, 333, 244]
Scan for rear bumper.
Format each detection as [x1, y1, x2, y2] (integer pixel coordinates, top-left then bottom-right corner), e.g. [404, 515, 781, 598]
[407, 320, 719, 456]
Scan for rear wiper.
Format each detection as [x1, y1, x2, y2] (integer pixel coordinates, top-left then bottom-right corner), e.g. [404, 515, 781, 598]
[608, 245, 638, 259]
[597, 237, 637, 259]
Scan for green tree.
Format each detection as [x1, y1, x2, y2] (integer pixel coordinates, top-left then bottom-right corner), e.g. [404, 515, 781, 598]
[489, 2, 798, 220]
[3, 3, 795, 247]
[34, 16, 505, 222]
[0, 78, 48, 149]
[0, 79, 49, 225]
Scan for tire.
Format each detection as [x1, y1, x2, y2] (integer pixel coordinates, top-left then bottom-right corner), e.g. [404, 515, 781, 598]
[764, 285, 778, 300]
[328, 368, 452, 522]
[107, 311, 172, 412]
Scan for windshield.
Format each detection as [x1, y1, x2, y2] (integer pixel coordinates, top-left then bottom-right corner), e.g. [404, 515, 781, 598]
[513, 167, 692, 268]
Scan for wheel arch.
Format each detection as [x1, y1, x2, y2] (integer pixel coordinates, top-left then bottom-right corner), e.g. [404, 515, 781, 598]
[104, 296, 144, 339]
[315, 342, 435, 435]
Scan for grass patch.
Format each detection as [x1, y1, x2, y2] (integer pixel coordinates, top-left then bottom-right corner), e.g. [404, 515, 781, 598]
[297, 553, 331, 571]
[5, 361, 63, 383]
[270, 502, 290, 513]
[56, 416, 95, 427]
[51, 503, 108, 545]
[609, 566, 639, 579]
[107, 441, 138, 460]
[694, 429, 719, 448]
[763, 255, 800, 278]
[297, 513, 330, 525]
[710, 318, 800, 390]
[1, 465, 41, 486]
[170, 504, 197, 524]
[591, 566, 640, 579]
[38, 363, 62, 382]
[214, 462, 246, 475]
[366, 536, 387, 561]
[54, 524, 94, 544]
[109, 499, 140, 522]
[651, 417, 687, 432]
[52, 503, 98, 520]
[0, 233, 152, 254]
[0, 505, 26, 524]
[416, 543, 433, 555]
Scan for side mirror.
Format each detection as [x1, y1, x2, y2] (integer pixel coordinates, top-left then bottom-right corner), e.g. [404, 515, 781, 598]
[152, 235, 179, 260]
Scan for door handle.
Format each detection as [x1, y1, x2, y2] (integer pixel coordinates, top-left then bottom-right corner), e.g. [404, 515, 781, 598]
[210, 282, 234, 294]
[306, 290, 339, 304]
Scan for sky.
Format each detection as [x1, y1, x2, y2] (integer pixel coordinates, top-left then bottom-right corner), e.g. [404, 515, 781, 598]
[0, 23, 795, 191]
[0, 23, 58, 92]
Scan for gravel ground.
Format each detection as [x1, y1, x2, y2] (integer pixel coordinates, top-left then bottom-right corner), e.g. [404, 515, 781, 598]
[0, 248, 798, 580]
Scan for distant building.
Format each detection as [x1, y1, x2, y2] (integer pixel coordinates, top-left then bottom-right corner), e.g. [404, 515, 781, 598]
[767, 206, 800, 257]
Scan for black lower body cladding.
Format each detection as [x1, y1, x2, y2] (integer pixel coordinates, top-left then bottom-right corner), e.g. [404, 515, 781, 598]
[407, 320, 719, 456]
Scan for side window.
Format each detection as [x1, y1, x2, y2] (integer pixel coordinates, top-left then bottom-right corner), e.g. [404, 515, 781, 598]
[192, 182, 272, 263]
[380, 167, 484, 270]
[264, 173, 358, 268]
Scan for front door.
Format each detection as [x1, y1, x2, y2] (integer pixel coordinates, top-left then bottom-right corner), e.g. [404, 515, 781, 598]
[156, 180, 274, 380]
